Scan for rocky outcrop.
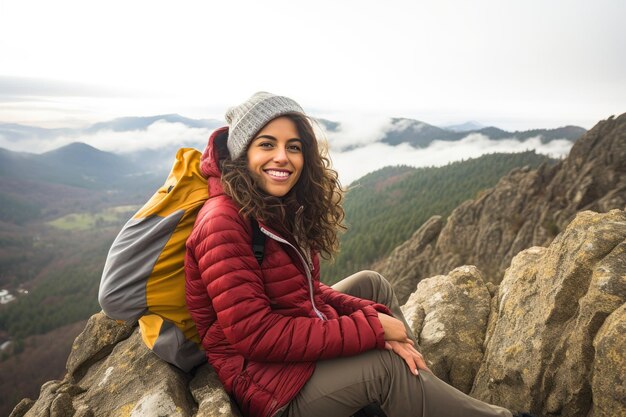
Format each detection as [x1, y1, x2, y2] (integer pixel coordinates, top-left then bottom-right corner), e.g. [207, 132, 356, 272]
[470, 209, 626, 416]
[378, 215, 443, 303]
[10, 314, 239, 417]
[380, 113, 626, 303]
[399, 209, 626, 417]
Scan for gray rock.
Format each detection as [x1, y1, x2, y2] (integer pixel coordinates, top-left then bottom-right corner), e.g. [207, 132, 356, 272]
[66, 312, 134, 381]
[50, 392, 75, 417]
[471, 209, 626, 417]
[401, 265, 491, 393]
[590, 303, 626, 417]
[8, 398, 34, 417]
[24, 380, 64, 417]
[190, 364, 242, 417]
[375, 215, 443, 303]
[73, 405, 95, 417]
[73, 330, 194, 417]
[15, 313, 232, 417]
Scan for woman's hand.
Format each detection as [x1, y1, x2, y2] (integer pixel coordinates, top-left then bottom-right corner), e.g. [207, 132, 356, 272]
[377, 312, 412, 343]
[385, 340, 431, 376]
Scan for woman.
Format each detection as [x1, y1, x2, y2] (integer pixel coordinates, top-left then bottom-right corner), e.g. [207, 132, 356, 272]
[185, 92, 525, 417]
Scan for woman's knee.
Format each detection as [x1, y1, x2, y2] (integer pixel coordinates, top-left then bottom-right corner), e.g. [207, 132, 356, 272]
[333, 270, 395, 305]
[359, 270, 394, 305]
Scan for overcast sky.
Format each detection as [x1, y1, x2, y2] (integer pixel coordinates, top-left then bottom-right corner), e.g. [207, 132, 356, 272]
[1, 0, 624, 132]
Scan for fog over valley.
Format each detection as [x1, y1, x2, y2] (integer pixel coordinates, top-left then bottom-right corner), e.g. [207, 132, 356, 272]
[0, 115, 580, 184]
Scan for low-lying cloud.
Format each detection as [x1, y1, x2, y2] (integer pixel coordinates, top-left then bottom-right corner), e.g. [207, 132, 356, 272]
[314, 113, 390, 150]
[330, 133, 573, 185]
[79, 121, 212, 153]
[0, 119, 574, 186]
[0, 120, 213, 153]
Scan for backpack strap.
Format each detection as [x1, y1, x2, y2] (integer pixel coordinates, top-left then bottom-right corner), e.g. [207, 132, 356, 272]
[251, 218, 266, 265]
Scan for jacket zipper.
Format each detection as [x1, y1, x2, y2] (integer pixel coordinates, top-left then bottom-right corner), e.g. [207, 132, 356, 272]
[259, 227, 327, 321]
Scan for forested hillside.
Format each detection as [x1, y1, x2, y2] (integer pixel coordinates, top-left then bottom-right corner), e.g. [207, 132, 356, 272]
[321, 151, 555, 283]
[0, 231, 111, 338]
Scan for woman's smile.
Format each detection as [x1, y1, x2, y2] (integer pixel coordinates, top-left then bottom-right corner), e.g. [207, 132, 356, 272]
[264, 168, 292, 180]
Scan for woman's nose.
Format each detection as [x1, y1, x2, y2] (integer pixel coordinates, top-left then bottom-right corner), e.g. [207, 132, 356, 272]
[273, 146, 289, 163]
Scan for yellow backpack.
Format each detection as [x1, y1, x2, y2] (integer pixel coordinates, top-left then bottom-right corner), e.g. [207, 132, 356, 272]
[99, 148, 208, 371]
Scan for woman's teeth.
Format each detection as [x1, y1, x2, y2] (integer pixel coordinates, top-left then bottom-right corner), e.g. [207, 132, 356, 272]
[266, 170, 289, 178]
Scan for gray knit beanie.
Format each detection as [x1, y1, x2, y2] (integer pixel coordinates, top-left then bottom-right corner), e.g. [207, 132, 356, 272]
[225, 92, 306, 159]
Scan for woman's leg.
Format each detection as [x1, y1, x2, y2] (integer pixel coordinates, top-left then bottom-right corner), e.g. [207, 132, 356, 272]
[304, 270, 514, 417]
[282, 348, 513, 417]
[418, 371, 512, 417]
[331, 270, 416, 341]
[282, 348, 424, 417]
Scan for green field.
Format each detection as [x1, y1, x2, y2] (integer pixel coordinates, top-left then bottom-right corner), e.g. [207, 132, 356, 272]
[47, 205, 139, 231]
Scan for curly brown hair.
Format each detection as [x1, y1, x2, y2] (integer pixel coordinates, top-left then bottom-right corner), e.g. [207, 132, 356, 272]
[217, 113, 346, 259]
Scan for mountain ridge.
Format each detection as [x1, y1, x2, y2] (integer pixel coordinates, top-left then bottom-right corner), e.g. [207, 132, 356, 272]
[0, 141, 156, 190]
[379, 117, 586, 148]
[84, 113, 222, 132]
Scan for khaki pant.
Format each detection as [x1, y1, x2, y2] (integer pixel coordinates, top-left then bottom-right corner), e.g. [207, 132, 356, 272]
[282, 271, 513, 417]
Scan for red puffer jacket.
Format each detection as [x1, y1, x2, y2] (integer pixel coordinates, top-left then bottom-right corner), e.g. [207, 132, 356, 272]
[185, 127, 392, 417]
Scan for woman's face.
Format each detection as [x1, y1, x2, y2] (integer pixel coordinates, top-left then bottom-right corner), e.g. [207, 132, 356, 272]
[246, 116, 304, 197]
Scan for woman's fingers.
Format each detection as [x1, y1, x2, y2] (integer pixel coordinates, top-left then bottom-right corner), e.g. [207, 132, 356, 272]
[404, 337, 415, 346]
[387, 341, 427, 376]
[401, 345, 420, 375]
[405, 344, 431, 373]
[415, 352, 431, 373]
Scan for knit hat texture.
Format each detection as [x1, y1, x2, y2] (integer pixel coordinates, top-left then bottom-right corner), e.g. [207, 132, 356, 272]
[225, 92, 305, 159]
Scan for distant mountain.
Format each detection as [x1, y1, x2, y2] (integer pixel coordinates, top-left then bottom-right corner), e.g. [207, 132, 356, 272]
[444, 121, 485, 132]
[380, 118, 453, 147]
[0, 114, 222, 143]
[84, 114, 222, 133]
[0, 123, 76, 141]
[316, 118, 341, 132]
[42, 142, 133, 172]
[473, 125, 587, 142]
[0, 142, 160, 190]
[376, 118, 586, 148]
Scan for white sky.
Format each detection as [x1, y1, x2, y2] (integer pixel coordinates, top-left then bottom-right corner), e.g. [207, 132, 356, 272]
[1, 0, 624, 131]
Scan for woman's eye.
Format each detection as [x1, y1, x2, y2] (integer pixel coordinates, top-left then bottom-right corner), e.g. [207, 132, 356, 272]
[259, 142, 273, 148]
[288, 144, 302, 152]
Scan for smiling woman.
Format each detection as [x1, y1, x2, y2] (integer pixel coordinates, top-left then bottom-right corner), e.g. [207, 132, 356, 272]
[183, 92, 527, 417]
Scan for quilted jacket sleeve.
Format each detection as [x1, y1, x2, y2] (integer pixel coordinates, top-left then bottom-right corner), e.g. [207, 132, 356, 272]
[188, 201, 386, 363]
[317, 282, 393, 317]
[185, 248, 214, 343]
